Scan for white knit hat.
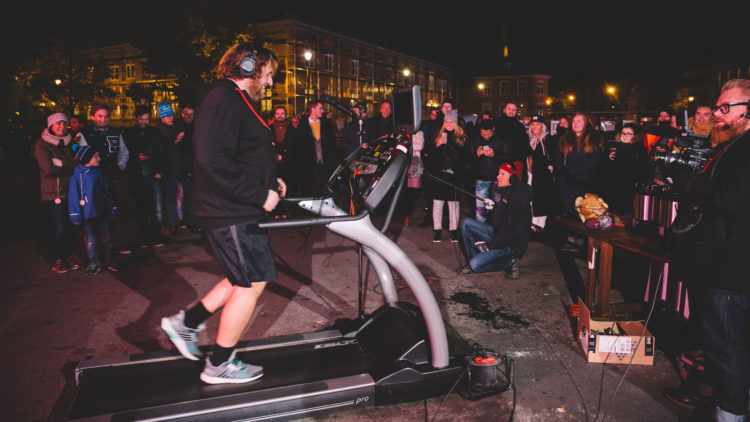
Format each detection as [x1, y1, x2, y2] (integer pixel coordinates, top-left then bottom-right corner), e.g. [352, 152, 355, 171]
[47, 112, 69, 128]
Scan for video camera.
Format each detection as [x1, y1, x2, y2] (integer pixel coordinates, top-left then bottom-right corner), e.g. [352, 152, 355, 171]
[649, 130, 715, 173]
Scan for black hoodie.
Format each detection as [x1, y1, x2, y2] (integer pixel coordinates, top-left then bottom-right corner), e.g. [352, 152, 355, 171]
[487, 181, 534, 257]
[192, 79, 277, 229]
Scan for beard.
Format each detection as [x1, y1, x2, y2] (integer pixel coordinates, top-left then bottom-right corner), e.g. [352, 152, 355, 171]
[710, 118, 750, 147]
[247, 79, 268, 102]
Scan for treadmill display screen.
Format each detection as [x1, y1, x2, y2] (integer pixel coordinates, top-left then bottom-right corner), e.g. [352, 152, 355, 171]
[326, 136, 411, 214]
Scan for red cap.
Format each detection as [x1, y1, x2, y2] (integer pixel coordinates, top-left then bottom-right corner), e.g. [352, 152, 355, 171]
[499, 162, 515, 176]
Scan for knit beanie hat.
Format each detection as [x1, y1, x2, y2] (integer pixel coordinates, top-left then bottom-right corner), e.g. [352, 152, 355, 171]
[75, 145, 96, 164]
[47, 112, 69, 128]
[444, 109, 458, 122]
[158, 102, 174, 118]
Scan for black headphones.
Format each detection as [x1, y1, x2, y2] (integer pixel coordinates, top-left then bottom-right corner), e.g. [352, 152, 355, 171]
[239, 50, 258, 77]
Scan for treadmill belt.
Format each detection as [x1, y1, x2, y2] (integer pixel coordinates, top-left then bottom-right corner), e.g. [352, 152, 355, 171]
[68, 341, 374, 420]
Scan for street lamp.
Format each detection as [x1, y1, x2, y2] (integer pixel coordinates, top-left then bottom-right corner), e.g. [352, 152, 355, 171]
[477, 82, 485, 91]
[303, 50, 312, 104]
[606, 85, 616, 95]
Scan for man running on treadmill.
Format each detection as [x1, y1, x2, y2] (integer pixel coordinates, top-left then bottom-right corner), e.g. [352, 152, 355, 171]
[161, 42, 285, 384]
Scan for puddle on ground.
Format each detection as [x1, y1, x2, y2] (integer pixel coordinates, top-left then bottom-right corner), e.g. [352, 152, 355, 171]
[450, 291, 530, 329]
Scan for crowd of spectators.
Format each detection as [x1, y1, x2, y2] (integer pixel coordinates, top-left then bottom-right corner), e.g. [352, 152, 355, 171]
[33, 97, 715, 279]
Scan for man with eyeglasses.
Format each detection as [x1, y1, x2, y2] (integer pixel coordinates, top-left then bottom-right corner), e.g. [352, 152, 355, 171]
[664, 79, 750, 421]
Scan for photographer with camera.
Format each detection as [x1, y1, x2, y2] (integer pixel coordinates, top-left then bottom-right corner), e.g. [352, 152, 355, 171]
[664, 79, 750, 422]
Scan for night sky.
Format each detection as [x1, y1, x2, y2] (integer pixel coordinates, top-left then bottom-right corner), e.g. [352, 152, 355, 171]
[11, 1, 746, 91]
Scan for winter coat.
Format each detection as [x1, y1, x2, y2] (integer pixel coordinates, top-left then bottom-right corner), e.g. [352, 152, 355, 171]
[157, 120, 188, 179]
[494, 115, 531, 163]
[423, 130, 466, 201]
[122, 125, 164, 182]
[34, 128, 76, 201]
[555, 136, 602, 215]
[528, 134, 558, 217]
[294, 116, 338, 179]
[68, 164, 116, 224]
[601, 141, 649, 214]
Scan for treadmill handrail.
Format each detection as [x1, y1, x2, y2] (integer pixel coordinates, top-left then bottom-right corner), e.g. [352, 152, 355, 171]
[258, 210, 368, 230]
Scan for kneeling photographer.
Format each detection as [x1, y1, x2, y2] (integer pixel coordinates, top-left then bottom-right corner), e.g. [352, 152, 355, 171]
[664, 79, 750, 421]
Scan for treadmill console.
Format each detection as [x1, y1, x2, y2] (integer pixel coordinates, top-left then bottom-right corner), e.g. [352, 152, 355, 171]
[327, 136, 412, 214]
[325, 85, 420, 215]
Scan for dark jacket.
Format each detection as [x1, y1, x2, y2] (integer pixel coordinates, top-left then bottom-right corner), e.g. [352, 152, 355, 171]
[494, 115, 531, 163]
[123, 125, 164, 181]
[294, 115, 338, 178]
[602, 141, 649, 214]
[423, 131, 467, 201]
[180, 119, 195, 179]
[670, 130, 750, 292]
[555, 136, 602, 215]
[68, 164, 117, 224]
[269, 119, 297, 182]
[192, 79, 277, 228]
[157, 120, 188, 179]
[468, 132, 512, 180]
[367, 113, 394, 141]
[528, 134, 558, 216]
[34, 129, 76, 201]
[342, 118, 369, 156]
[78, 124, 128, 181]
[487, 181, 534, 258]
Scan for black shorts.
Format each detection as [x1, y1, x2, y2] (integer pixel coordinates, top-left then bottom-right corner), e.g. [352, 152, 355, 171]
[205, 221, 277, 287]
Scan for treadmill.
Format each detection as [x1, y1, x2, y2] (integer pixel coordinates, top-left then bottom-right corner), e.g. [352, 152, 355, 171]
[60, 86, 472, 421]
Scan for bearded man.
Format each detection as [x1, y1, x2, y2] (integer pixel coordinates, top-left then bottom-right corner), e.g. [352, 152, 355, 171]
[160, 43, 287, 384]
[665, 79, 750, 421]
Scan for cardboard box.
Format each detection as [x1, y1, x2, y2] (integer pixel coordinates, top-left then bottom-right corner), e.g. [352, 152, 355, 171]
[576, 299, 655, 365]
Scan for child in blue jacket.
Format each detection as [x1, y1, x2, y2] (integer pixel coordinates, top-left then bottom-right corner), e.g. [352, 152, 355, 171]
[68, 145, 118, 274]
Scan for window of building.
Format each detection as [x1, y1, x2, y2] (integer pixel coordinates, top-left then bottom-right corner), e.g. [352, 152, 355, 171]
[110, 65, 120, 80]
[386, 66, 394, 82]
[125, 63, 136, 80]
[500, 81, 508, 94]
[350, 59, 359, 76]
[428, 74, 435, 91]
[518, 81, 527, 94]
[537, 106, 544, 115]
[483, 84, 491, 96]
[482, 103, 493, 113]
[537, 80, 545, 94]
[323, 53, 333, 72]
[365, 62, 373, 79]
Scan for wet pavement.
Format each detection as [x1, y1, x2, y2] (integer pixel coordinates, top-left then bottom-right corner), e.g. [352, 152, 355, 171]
[0, 159, 698, 421]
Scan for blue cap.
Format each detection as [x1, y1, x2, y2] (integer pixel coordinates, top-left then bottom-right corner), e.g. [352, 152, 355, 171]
[157, 102, 174, 118]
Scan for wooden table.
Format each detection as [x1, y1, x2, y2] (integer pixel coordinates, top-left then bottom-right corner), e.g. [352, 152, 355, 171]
[550, 217, 670, 317]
